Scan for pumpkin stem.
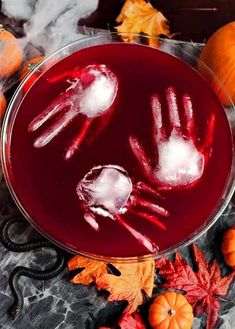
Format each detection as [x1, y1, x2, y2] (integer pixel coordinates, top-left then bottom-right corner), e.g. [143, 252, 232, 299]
[0, 24, 5, 32]
[168, 308, 176, 316]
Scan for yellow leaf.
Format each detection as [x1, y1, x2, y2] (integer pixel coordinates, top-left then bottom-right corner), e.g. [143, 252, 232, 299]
[68, 255, 154, 313]
[96, 260, 154, 313]
[116, 0, 170, 47]
[116, 0, 144, 23]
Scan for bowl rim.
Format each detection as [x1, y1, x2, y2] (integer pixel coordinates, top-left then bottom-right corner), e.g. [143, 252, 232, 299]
[1, 32, 235, 262]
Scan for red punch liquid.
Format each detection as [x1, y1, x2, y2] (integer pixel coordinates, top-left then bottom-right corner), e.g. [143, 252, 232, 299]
[9, 43, 232, 258]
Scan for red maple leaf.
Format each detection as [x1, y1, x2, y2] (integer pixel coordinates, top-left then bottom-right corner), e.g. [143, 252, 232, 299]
[155, 244, 235, 329]
[99, 312, 146, 329]
[117, 312, 146, 329]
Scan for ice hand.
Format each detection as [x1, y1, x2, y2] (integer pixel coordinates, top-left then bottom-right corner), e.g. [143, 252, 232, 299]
[130, 87, 215, 189]
[76, 165, 168, 253]
[28, 64, 118, 159]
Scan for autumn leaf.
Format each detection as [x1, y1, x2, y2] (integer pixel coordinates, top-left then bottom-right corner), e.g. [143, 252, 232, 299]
[115, 312, 146, 328]
[99, 312, 146, 329]
[68, 255, 154, 313]
[96, 260, 154, 313]
[116, 0, 170, 47]
[155, 244, 235, 329]
[68, 256, 107, 285]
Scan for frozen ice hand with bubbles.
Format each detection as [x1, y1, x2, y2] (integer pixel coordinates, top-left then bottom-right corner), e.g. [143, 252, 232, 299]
[77, 165, 169, 253]
[28, 64, 118, 159]
[130, 87, 215, 189]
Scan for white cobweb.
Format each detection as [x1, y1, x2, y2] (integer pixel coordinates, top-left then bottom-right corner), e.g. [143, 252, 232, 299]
[2, 0, 99, 55]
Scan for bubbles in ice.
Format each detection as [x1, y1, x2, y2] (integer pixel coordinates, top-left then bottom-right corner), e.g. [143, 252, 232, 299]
[77, 165, 132, 218]
[80, 73, 117, 118]
[156, 133, 204, 186]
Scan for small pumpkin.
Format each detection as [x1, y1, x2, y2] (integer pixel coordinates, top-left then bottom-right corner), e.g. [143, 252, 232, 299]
[221, 227, 235, 267]
[198, 22, 235, 106]
[20, 56, 45, 93]
[0, 91, 7, 123]
[148, 291, 194, 329]
[0, 24, 23, 77]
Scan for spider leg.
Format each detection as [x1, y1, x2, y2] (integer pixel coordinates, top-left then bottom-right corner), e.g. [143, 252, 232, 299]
[115, 215, 157, 253]
[64, 118, 93, 160]
[151, 94, 166, 143]
[183, 94, 196, 142]
[166, 87, 181, 133]
[33, 108, 78, 148]
[84, 212, 100, 231]
[129, 136, 152, 179]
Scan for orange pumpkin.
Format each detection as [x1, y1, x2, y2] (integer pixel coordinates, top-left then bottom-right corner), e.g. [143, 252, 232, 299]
[20, 56, 45, 93]
[20, 56, 45, 80]
[0, 24, 23, 77]
[0, 91, 7, 123]
[221, 227, 235, 267]
[198, 22, 235, 106]
[148, 291, 194, 329]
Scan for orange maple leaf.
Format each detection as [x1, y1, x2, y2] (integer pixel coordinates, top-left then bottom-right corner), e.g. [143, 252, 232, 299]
[68, 256, 107, 285]
[68, 256, 154, 313]
[116, 0, 170, 47]
[96, 260, 154, 313]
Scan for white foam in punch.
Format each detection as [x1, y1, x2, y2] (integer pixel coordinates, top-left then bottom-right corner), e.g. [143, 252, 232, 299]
[80, 73, 117, 118]
[157, 133, 204, 186]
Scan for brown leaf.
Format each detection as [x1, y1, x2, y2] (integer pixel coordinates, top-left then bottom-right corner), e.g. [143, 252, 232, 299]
[68, 255, 154, 313]
[155, 244, 235, 329]
[116, 0, 170, 47]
